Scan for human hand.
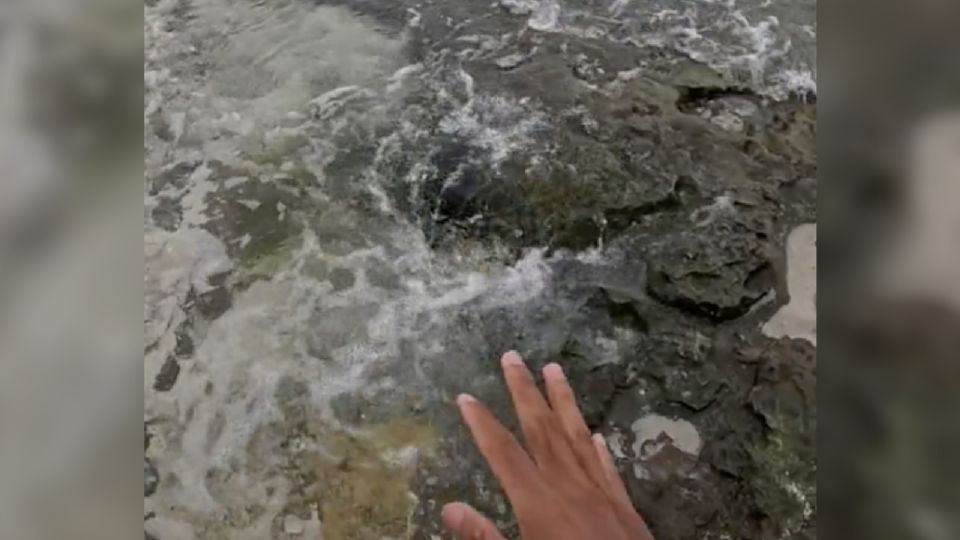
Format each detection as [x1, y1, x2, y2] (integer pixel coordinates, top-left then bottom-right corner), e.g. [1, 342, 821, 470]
[442, 351, 654, 540]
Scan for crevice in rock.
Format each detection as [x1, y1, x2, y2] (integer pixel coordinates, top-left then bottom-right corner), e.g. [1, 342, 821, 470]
[675, 85, 757, 113]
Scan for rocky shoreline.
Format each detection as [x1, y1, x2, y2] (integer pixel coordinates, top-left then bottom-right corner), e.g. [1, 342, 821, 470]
[145, 0, 815, 538]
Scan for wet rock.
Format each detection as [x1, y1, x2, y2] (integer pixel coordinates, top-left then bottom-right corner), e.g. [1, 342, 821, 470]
[144, 459, 159, 497]
[148, 160, 200, 197]
[437, 164, 486, 220]
[747, 338, 816, 433]
[150, 197, 182, 231]
[430, 60, 806, 255]
[153, 357, 180, 392]
[192, 272, 233, 320]
[585, 287, 649, 333]
[645, 216, 775, 321]
[563, 360, 624, 429]
[173, 326, 194, 357]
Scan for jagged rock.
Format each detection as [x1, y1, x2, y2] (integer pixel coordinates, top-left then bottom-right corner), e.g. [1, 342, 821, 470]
[644, 215, 775, 321]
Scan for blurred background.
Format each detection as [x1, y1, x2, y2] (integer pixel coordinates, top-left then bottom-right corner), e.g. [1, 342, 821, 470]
[0, 0, 956, 538]
[819, 0, 960, 538]
[0, 0, 142, 538]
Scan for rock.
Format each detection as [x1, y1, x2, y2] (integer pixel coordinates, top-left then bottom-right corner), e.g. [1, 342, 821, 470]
[152, 356, 180, 392]
[150, 196, 182, 231]
[424, 61, 804, 256]
[645, 215, 775, 321]
[193, 276, 233, 320]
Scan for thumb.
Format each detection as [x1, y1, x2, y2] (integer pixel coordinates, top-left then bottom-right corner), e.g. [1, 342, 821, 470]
[441, 502, 506, 540]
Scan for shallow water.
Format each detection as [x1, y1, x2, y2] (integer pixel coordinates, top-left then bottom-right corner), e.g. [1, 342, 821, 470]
[144, 0, 816, 537]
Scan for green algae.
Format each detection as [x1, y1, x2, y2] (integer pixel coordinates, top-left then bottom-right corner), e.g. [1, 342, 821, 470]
[307, 418, 438, 540]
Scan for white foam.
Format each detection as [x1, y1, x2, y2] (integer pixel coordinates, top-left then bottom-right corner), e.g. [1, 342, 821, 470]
[609, 0, 632, 17]
[528, 0, 562, 31]
[619, 0, 815, 100]
[386, 63, 424, 94]
[772, 68, 817, 99]
[690, 194, 736, 227]
[500, 0, 561, 32]
[438, 94, 546, 166]
[144, 2, 415, 536]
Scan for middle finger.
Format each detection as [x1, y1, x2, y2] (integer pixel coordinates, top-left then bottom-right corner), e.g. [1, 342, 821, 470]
[543, 363, 611, 491]
[500, 351, 586, 481]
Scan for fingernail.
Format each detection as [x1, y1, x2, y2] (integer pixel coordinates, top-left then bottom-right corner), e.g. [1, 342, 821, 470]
[592, 433, 607, 447]
[456, 393, 477, 407]
[501, 351, 523, 367]
[543, 362, 566, 381]
[442, 503, 466, 530]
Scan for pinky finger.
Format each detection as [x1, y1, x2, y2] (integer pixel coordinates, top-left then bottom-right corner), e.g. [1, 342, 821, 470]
[591, 433, 632, 505]
[442, 502, 507, 540]
[593, 434, 655, 540]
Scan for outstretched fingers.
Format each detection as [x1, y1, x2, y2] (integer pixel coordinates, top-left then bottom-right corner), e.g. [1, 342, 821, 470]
[500, 352, 587, 480]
